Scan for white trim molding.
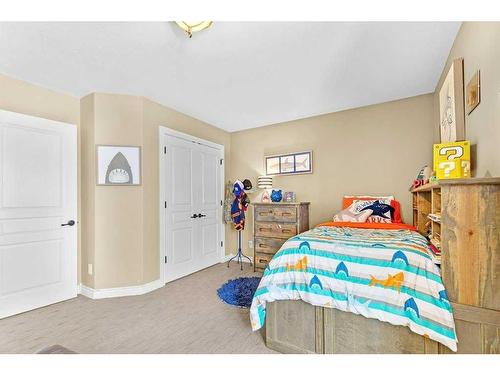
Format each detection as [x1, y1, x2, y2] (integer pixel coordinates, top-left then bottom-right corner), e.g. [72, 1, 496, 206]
[78, 279, 163, 300]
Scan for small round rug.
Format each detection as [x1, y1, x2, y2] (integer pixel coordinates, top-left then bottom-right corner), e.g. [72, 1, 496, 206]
[217, 277, 261, 308]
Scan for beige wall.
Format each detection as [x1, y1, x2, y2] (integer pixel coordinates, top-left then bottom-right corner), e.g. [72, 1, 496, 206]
[0, 74, 83, 282]
[434, 22, 500, 177]
[229, 94, 435, 256]
[80, 94, 95, 287]
[0, 74, 231, 289]
[80, 93, 231, 288]
[91, 94, 145, 288]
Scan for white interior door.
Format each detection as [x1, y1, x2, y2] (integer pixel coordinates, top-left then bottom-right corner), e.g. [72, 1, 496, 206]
[195, 144, 222, 270]
[0, 109, 77, 319]
[163, 132, 222, 283]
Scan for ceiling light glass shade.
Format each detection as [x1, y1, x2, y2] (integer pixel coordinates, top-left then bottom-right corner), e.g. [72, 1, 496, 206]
[257, 176, 273, 189]
[175, 21, 213, 38]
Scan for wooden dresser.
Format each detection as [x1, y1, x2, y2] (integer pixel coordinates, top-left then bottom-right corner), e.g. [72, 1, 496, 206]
[252, 202, 310, 273]
[411, 177, 500, 354]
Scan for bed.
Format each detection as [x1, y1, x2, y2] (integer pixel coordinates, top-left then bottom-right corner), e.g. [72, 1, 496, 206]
[250, 220, 458, 353]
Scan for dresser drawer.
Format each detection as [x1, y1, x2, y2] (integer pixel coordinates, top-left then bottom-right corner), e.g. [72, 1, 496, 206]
[255, 205, 297, 223]
[255, 222, 297, 239]
[255, 252, 274, 270]
[255, 237, 287, 255]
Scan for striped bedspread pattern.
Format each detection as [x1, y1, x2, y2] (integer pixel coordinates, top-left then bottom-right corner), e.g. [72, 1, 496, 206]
[249, 226, 458, 351]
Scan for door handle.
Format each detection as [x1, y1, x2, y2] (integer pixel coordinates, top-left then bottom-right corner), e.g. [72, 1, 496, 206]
[198, 213, 207, 218]
[61, 220, 76, 227]
[190, 214, 200, 219]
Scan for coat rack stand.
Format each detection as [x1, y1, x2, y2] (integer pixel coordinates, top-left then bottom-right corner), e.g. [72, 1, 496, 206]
[227, 230, 253, 271]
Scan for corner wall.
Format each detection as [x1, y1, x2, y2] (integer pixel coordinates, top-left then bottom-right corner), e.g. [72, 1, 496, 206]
[434, 22, 500, 177]
[80, 93, 232, 289]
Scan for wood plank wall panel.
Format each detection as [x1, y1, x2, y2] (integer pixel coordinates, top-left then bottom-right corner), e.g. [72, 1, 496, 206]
[323, 308, 427, 354]
[439, 303, 500, 354]
[265, 300, 318, 354]
[441, 184, 500, 310]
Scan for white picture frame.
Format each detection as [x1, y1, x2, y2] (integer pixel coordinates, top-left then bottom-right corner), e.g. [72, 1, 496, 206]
[96, 145, 141, 185]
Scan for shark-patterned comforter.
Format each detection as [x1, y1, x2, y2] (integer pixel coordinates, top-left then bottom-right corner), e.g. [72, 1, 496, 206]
[250, 225, 458, 351]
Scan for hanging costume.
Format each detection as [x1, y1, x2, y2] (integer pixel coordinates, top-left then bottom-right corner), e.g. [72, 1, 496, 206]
[231, 180, 250, 231]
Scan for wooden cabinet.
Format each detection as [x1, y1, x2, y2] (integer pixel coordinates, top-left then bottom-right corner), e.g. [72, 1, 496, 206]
[411, 178, 500, 354]
[252, 202, 309, 273]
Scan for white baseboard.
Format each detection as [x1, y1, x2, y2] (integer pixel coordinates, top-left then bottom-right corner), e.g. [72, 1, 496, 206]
[220, 253, 253, 264]
[78, 279, 164, 300]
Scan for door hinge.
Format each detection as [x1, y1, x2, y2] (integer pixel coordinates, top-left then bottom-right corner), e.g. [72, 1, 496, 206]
[221, 241, 223, 247]
[164, 256, 167, 263]
[220, 158, 223, 165]
[220, 200, 223, 206]
[164, 201, 167, 208]
[164, 146, 167, 154]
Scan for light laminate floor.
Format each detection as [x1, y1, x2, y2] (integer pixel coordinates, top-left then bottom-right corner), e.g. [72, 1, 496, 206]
[0, 262, 276, 354]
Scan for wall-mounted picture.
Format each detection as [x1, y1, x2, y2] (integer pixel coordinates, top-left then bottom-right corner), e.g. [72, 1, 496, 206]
[96, 145, 141, 185]
[438, 58, 465, 142]
[466, 70, 480, 115]
[265, 151, 312, 176]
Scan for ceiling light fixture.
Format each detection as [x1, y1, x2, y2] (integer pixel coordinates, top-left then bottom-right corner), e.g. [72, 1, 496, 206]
[175, 21, 213, 38]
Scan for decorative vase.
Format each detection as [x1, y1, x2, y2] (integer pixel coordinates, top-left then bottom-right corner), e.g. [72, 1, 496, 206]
[271, 189, 282, 202]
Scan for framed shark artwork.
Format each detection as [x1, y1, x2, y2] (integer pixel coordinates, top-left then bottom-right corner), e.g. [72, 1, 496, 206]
[96, 145, 141, 185]
[265, 151, 312, 176]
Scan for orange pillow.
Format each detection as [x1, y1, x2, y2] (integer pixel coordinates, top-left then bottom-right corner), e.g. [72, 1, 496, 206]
[342, 197, 402, 223]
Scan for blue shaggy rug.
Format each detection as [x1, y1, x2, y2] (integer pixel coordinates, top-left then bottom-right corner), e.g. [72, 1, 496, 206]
[217, 277, 261, 308]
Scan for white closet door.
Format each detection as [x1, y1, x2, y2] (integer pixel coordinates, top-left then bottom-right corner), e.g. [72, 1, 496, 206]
[164, 134, 222, 283]
[0, 109, 77, 319]
[194, 144, 221, 270]
[164, 136, 197, 282]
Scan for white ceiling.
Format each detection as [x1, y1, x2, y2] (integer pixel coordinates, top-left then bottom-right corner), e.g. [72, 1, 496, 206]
[0, 22, 460, 132]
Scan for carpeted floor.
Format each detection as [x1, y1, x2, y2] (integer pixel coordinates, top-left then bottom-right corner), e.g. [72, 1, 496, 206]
[0, 262, 276, 354]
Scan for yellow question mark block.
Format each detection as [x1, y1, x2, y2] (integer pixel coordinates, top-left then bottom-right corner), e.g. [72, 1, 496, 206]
[433, 141, 471, 180]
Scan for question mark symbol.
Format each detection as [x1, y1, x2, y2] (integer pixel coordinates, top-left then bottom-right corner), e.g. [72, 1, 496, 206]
[439, 161, 456, 177]
[439, 146, 464, 160]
